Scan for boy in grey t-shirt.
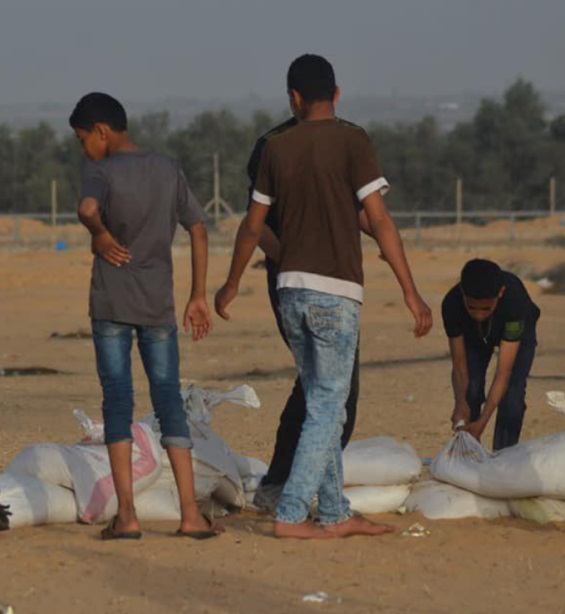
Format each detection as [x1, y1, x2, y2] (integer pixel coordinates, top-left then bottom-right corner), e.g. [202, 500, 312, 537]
[71, 92, 219, 540]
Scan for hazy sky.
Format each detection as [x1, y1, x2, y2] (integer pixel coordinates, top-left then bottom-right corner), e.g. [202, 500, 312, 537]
[1, 0, 564, 105]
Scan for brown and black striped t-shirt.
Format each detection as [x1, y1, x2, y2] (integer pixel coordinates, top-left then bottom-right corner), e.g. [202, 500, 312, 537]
[252, 118, 388, 303]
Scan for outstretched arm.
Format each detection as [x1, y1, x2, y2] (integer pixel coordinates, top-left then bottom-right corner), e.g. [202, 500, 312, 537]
[183, 222, 212, 341]
[465, 340, 521, 440]
[215, 202, 270, 320]
[362, 191, 432, 337]
[448, 336, 472, 428]
[78, 197, 131, 266]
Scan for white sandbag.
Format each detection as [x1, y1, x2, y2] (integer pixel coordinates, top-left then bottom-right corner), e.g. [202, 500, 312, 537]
[431, 431, 565, 499]
[232, 454, 267, 493]
[509, 498, 565, 524]
[75, 402, 243, 507]
[65, 423, 162, 524]
[546, 391, 565, 414]
[343, 437, 421, 486]
[232, 454, 268, 481]
[135, 476, 180, 522]
[134, 462, 222, 522]
[0, 473, 77, 528]
[190, 427, 246, 508]
[241, 474, 264, 494]
[181, 384, 261, 425]
[344, 485, 410, 514]
[6, 443, 73, 488]
[405, 479, 510, 520]
[140, 384, 263, 510]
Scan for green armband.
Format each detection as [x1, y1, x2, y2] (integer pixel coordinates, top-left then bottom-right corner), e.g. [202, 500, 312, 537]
[503, 320, 524, 342]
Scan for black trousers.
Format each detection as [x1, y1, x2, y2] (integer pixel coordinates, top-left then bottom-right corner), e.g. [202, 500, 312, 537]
[465, 342, 536, 451]
[261, 260, 359, 486]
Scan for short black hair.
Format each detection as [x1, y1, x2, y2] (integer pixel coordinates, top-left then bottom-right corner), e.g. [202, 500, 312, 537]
[460, 259, 504, 299]
[69, 92, 127, 132]
[287, 54, 336, 104]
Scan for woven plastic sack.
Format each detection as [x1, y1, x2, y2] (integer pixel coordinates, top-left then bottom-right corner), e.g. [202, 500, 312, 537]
[343, 437, 421, 486]
[344, 484, 411, 514]
[0, 473, 77, 528]
[431, 430, 565, 499]
[405, 479, 510, 519]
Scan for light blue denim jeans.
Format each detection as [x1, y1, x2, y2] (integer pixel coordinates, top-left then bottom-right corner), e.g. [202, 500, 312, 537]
[275, 288, 359, 525]
[91, 319, 192, 449]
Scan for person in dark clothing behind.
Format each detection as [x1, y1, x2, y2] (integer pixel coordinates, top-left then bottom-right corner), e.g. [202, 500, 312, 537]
[442, 258, 540, 450]
[246, 118, 359, 514]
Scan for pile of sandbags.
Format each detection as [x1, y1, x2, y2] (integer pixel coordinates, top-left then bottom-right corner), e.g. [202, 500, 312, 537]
[6, 386, 564, 528]
[0, 384, 422, 528]
[341, 437, 421, 514]
[139, 384, 265, 514]
[431, 430, 565, 500]
[406, 392, 565, 522]
[0, 384, 263, 529]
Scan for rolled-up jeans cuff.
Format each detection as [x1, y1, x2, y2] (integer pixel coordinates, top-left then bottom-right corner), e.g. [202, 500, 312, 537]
[105, 436, 134, 445]
[160, 435, 193, 450]
[318, 510, 353, 526]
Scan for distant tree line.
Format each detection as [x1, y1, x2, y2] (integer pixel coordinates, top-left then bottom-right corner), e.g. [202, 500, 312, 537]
[0, 79, 564, 216]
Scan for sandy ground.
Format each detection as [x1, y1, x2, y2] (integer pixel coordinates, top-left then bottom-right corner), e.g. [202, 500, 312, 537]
[1, 228, 565, 614]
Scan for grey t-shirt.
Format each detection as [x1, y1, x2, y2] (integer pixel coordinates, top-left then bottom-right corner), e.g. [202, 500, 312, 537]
[80, 151, 204, 326]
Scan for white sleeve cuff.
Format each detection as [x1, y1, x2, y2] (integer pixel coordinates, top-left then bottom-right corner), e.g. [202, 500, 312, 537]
[252, 189, 275, 206]
[356, 177, 390, 201]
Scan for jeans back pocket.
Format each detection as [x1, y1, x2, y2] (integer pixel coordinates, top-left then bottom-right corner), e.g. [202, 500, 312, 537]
[308, 305, 343, 341]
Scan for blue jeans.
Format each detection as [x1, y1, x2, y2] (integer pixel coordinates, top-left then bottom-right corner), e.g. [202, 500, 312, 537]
[91, 319, 192, 449]
[465, 342, 536, 451]
[276, 288, 359, 525]
[261, 260, 359, 487]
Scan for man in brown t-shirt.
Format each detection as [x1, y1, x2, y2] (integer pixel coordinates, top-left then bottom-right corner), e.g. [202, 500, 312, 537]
[216, 54, 432, 539]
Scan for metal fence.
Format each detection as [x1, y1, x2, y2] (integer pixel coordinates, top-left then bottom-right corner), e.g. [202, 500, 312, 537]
[392, 209, 565, 247]
[1, 209, 564, 251]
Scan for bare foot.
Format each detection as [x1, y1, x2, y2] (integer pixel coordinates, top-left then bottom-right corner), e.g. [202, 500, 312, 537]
[322, 515, 396, 537]
[274, 520, 337, 539]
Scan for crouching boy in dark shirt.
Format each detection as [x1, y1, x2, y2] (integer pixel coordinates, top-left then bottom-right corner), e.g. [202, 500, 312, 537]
[70, 92, 219, 540]
[442, 258, 540, 450]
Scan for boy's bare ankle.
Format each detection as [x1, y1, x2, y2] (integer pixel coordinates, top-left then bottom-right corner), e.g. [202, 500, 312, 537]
[114, 509, 140, 532]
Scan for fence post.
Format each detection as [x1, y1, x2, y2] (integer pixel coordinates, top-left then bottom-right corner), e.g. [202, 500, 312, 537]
[416, 213, 422, 246]
[510, 213, 516, 242]
[550, 177, 556, 216]
[51, 179, 58, 227]
[456, 178, 463, 238]
[13, 216, 20, 248]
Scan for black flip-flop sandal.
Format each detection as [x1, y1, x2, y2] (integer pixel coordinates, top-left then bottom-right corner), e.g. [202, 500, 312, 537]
[100, 515, 142, 541]
[174, 513, 223, 540]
